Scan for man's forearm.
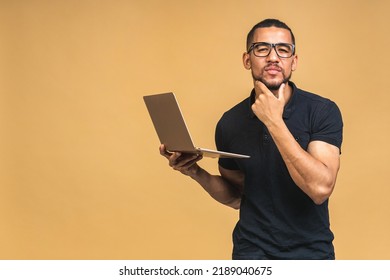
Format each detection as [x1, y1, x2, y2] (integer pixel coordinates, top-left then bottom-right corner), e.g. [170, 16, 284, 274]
[267, 121, 337, 204]
[190, 166, 242, 209]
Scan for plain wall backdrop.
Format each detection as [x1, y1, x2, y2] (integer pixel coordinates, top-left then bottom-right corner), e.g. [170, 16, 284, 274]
[1, 0, 389, 259]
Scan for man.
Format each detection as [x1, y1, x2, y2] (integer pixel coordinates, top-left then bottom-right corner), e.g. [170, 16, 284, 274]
[160, 19, 343, 259]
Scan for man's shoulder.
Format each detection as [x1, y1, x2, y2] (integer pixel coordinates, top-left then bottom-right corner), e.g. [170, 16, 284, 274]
[292, 85, 343, 122]
[293, 85, 338, 110]
[295, 86, 332, 104]
[222, 95, 251, 118]
[216, 94, 251, 132]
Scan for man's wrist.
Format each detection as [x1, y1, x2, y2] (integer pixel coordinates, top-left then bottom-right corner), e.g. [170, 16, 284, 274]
[189, 164, 202, 179]
[265, 118, 285, 132]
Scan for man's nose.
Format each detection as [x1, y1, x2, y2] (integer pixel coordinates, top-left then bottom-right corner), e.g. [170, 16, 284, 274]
[267, 47, 279, 61]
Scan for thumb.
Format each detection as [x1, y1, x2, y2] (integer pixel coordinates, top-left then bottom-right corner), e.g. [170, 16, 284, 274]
[278, 83, 286, 101]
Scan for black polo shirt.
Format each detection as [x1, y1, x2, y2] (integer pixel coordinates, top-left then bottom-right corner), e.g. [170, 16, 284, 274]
[215, 82, 343, 259]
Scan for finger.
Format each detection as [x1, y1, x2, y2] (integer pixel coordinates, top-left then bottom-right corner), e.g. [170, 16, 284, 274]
[169, 152, 182, 167]
[254, 80, 264, 93]
[171, 153, 200, 169]
[160, 145, 182, 165]
[174, 154, 203, 171]
[254, 80, 271, 97]
[159, 144, 172, 159]
[278, 83, 286, 101]
[185, 154, 203, 166]
[254, 80, 264, 87]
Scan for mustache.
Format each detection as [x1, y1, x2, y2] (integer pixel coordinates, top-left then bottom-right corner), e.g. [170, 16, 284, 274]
[264, 63, 282, 71]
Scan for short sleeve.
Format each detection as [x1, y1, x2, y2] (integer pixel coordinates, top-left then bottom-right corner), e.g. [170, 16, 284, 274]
[310, 101, 343, 151]
[215, 117, 240, 170]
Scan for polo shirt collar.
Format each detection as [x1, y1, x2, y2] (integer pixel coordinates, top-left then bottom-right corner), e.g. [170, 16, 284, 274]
[248, 81, 297, 120]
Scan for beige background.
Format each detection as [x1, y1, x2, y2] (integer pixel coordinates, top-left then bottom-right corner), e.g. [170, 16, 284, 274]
[1, 0, 389, 259]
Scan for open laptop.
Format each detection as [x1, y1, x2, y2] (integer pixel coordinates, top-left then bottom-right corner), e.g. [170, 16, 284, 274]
[143, 92, 250, 158]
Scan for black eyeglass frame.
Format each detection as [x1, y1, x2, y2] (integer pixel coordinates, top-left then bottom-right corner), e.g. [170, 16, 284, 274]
[247, 42, 296, 58]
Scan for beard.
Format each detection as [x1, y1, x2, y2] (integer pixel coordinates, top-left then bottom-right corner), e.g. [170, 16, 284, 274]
[252, 68, 292, 91]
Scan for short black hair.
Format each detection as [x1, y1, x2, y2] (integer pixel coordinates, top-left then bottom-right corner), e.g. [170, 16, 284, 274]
[246, 19, 295, 51]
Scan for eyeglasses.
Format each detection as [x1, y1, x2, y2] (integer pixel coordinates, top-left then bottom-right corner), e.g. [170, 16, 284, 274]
[247, 42, 295, 58]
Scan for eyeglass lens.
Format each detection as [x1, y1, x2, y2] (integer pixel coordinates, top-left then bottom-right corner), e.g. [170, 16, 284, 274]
[251, 43, 294, 58]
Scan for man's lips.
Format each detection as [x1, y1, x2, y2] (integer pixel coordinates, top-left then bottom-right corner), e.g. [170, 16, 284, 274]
[265, 65, 282, 72]
[264, 65, 282, 75]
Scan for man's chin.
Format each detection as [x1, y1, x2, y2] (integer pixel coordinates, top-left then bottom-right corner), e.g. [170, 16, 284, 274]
[266, 83, 283, 91]
[259, 79, 283, 91]
[256, 76, 290, 91]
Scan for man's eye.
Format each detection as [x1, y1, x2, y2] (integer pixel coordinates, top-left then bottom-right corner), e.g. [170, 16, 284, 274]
[276, 44, 292, 53]
[255, 46, 269, 52]
[277, 48, 289, 53]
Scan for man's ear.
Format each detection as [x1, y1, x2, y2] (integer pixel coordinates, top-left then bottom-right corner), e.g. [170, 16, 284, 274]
[292, 54, 298, 71]
[242, 52, 251, 70]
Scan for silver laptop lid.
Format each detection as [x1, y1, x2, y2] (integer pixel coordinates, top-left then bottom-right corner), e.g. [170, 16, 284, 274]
[143, 92, 196, 153]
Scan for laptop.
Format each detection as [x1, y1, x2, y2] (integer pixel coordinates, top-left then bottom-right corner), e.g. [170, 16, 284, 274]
[143, 92, 250, 159]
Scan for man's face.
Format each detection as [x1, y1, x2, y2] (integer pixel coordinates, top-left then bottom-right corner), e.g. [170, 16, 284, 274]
[243, 27, 298, 91]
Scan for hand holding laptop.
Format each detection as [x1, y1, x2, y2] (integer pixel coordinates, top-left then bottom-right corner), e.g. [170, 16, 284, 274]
[159, 144, 203, 176]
